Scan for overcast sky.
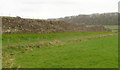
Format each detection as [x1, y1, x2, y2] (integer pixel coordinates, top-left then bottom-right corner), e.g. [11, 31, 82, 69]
[0, 0, 119, 19]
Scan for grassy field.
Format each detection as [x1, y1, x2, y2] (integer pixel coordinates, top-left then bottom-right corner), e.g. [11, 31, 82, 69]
[104, 25, 119, 30]
[87, 25, 119, 32]
[2, 32, 118, 68]
[87, 25, 119, 30]
[2, 32, 109, 47]
[104, 25, 119, 32]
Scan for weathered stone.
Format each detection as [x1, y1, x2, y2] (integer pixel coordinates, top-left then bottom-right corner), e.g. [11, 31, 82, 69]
[2, 17, 112, 33]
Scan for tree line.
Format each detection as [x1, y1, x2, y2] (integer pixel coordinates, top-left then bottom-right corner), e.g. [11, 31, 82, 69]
[49, 12, 118, 25]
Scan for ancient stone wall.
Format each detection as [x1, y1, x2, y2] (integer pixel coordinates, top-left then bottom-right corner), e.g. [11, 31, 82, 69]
[2, 17, 111, 33]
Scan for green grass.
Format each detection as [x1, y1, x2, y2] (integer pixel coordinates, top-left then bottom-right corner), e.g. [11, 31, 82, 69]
[13, 35, 118, 68]
[2, 32, 109, 47]
[87, 25, 119, 32]
[104, 25, 119, 32]
[104, 25, 119, 30]
[2, 32, 118, 68]
[87, 25, 119, 30]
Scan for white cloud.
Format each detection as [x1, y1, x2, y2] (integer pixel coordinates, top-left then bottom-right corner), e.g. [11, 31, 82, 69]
[0, 0, 119, 19]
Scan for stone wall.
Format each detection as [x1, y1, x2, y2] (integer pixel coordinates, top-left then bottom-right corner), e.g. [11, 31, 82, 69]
[2, 17, 111, 33]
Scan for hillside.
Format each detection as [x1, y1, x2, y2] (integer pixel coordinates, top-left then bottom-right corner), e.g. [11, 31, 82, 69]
[50, 12, 118, 25]
[2, 17, 111, 33]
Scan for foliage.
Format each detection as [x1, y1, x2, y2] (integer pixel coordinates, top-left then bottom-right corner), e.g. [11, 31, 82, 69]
[55, 13, 118, 25]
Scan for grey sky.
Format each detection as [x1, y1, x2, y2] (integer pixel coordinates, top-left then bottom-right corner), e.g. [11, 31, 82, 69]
[0, 0, 119, 19]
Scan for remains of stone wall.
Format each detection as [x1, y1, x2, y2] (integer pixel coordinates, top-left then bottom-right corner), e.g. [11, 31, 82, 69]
[2, 17, 111, 33]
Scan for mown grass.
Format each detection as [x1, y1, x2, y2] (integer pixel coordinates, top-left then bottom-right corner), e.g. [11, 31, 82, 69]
[2, 32, 118, 68]
[13, 35, 118, 68]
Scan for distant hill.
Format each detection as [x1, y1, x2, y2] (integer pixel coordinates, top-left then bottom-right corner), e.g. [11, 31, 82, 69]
[2, 17, 111, 33]
[49, 12, 118, 25]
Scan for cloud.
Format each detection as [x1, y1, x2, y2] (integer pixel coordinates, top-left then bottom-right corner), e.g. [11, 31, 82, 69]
[0, 0, 119, 19]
